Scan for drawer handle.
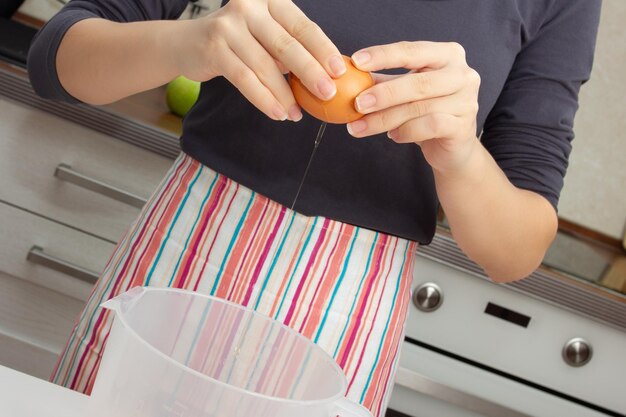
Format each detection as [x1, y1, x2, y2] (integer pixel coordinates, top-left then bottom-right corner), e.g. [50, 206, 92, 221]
[54, 163, 147, 208]
[27, 246, 100, 285]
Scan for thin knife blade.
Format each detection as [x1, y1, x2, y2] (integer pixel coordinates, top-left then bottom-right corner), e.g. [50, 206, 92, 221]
[290, 121, 327, 210]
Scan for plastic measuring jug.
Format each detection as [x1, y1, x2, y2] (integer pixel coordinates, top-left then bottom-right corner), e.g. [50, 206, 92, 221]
[88, 287, 374, 417]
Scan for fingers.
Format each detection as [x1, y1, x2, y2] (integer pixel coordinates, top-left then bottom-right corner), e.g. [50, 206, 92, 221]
[387, 113, 463, 144]
[246, 0, 342, 101]
[248, 17, 336, 101]
[269, 0, 346, 77]
[345, 41, 480, 146]
[208, 0, 345, 120]
[343, 40, 480, 173]
[274, 59, 289, 74]
[228, 30, 302, 121]
[218, 46, 290, 121]
[351, 41, 468, 72]
[347, 94, 473, 138]
[370, 72, 406, 84]
[354, 67, 471, 114]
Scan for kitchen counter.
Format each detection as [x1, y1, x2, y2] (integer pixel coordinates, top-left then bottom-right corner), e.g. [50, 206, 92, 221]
[0, 364, 87, 417]
[0, 59, 183, 137]
[0, 60, 182, 160]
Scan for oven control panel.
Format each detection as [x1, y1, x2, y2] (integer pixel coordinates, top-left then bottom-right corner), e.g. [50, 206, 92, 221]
[403, 254, 626, 416]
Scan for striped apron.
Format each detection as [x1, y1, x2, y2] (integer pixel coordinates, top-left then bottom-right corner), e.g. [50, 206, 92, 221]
[51, 153, 418, 417]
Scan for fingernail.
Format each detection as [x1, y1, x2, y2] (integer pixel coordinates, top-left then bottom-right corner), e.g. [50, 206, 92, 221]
[347, 119, 367, 135]
[273, 105, 288, 121]
[317, 77, 336, 100]
[329, 55, 346, 77]
[387, 128, 399, 140]
[288, 105, 303, 122]
[355, 94, 376, 112]
[351, 51, 371, 66]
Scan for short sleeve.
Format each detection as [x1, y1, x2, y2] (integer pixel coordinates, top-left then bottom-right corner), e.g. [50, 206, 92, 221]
[27, 0, 193, 102]
[481, 0, 601, 210]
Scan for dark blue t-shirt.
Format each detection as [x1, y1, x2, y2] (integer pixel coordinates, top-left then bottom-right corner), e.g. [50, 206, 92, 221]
[27, 0, 601, 243]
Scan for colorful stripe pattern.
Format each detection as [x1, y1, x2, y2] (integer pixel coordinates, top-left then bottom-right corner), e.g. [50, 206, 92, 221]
[50, 153, 418, 417]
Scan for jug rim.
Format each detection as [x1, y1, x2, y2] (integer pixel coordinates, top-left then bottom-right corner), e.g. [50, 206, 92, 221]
[103, 286, 350, 406]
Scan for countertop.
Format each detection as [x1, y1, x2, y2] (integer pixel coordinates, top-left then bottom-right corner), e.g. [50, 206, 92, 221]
[0, 364, 88, 417]
[0, 59, 183, 138]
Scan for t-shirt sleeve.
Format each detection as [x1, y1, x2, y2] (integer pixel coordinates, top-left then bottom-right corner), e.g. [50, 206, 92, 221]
[481, 0, 601, 210]
[27, 0, 192, 103]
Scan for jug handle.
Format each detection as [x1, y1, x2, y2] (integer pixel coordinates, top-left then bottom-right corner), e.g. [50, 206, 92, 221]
[331, 397, 374, 417]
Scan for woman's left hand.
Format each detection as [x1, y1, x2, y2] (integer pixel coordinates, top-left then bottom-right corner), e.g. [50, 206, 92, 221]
[346, 41, 481, 175]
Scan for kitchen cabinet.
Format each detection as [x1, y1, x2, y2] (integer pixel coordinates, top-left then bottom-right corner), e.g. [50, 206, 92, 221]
[0, 269, 84, 379]
[0, 91, 174, 379]
[0, 201, 114, 300]
[0, 96, 172, 243]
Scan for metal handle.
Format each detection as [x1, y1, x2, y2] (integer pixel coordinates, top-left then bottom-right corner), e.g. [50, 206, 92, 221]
[394, 367, 532, 417]
[27, 246, 100, 285]
[54, 163, 147, 208]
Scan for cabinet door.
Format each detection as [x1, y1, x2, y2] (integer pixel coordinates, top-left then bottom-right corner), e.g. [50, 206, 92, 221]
[0, 270, 85, 379]
[0, 96, 173, 243]
[0, 201, 115, 300]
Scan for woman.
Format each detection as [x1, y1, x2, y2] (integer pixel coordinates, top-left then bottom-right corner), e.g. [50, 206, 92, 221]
[28, 0, 600, 415]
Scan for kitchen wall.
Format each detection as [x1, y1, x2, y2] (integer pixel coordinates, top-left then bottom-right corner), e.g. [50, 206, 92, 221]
[17, 0, 626, 239]
[558, 0, 626, 240]
[17, 0, 60, 22]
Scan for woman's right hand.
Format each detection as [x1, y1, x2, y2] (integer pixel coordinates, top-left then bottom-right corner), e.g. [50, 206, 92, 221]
[174, 0, 346, 121]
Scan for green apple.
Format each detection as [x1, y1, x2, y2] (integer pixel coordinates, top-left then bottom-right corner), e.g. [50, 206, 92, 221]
[166, 76, 201, 117]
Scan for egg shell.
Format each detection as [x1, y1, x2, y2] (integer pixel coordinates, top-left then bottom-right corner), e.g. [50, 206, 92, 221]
[288, 55, 374, 124]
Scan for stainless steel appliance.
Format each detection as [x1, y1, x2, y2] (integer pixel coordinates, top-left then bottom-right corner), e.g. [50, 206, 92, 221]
[387, 232, 626, 417]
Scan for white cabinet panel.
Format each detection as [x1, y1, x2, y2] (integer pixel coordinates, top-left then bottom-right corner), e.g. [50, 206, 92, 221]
[0, 332, 58, 381]
[0, 270, 84, 352]
[0, 97, 172, 243]
[0, 201, 115, 301]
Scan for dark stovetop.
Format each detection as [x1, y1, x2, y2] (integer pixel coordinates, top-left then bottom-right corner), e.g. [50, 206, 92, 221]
[0, 17, 37, 68]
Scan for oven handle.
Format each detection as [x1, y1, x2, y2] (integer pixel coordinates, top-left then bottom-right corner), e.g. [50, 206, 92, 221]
[395, 367, 532, 417]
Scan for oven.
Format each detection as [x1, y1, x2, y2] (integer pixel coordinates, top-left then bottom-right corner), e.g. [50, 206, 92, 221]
[387, 232, 626, 417]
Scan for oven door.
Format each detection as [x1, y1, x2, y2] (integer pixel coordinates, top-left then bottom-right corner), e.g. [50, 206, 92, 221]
[387, 341, 610, 417]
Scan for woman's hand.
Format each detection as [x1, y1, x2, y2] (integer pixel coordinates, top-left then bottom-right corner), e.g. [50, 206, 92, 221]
[346, 41, 481, 176]
[345, 41, 559, 283]
[174, 0, 346, 121]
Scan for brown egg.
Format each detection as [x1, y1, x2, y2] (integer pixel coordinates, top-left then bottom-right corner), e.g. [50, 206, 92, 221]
[288, 55, 374, 124]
